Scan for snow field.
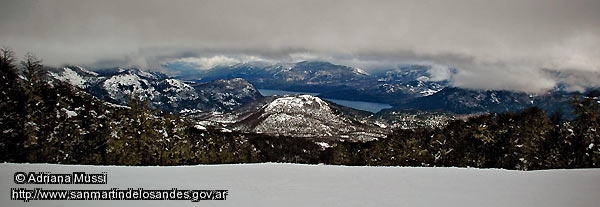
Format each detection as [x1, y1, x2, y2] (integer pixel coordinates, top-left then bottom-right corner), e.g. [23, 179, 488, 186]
[1, 163, 598, 207]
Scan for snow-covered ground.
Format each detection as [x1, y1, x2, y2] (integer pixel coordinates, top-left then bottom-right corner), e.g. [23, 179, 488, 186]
[1, 163, 599, 207]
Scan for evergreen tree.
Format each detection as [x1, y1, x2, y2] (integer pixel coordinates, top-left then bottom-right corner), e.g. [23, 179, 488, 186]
[572, 91, 600, 167]
[0, 48, 26, 162]
[513, 107, 553, 170]
[106, 105, 142, 165]
[154, 113, 193, 165]
[20, 53, 50, 162]
[21, 52, 44, 88]
[331, 142, 351, 165]
[544, 119, 573, 169]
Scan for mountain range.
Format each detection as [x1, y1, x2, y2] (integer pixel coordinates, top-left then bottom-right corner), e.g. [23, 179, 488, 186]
[48, 66, 263, 113]
[179, 61, 450, 103]
[47, 65, 457, 139]
[179, 60, 580, 116]
[47, 61, 585, 139]
[397, 87, 576, 116]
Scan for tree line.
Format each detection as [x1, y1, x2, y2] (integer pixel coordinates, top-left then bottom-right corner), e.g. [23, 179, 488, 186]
[330, 102, 599, 170]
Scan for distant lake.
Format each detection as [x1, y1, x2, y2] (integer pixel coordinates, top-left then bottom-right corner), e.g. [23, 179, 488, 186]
[258, 89, 392, 113]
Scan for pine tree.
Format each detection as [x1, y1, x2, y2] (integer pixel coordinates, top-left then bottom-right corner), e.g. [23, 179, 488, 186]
[543, 115, 572, 169]
[20, 53, 49, 162]
[106, 108, 142, 165]
[0, 48, 26, 162]
[514, 107, 552, 170]
[573, 91, 600, 167]
[21, 52, 44, 89]
[155, 113, 193, 165]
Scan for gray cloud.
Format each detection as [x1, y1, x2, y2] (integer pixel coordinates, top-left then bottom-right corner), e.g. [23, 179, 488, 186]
[1, 0, 599, 92]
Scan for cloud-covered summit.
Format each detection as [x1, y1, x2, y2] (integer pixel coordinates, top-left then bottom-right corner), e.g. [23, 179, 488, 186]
[1, 0, 598, 92]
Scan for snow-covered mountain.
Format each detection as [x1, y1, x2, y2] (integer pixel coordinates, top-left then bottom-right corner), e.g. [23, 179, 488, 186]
[195, 95, 389, 140]
[182, 61, 586, 116]
[189, 61, 370, 85]
[48, 66, 262, 113]
[47, 62, 581, 121]
[47, 65, 452, 139]
[374, 65, 451, 97]
[180, 61, 450, 103]
[397, 87, 576, 115]
[270, 61, 370, 85]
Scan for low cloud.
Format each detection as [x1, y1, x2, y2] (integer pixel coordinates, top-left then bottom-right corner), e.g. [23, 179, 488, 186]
[427, 65, 454, 82]
[555, 70, 600, 92]
[161, 55, 274, 75]
[0, 0, 598, 93]
[166, 56, 241, 70]
[450, 64, 558, 93]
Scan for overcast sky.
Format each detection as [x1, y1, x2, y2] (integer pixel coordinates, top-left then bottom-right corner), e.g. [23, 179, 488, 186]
[1, 0, 599, 92]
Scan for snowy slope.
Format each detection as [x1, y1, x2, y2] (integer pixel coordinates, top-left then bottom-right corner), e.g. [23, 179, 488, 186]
[202, 94, 389, 140]
[1, 163, 598, 207]
[48, 66, 103, 89]
[47, 66, 262, 113]
[254, 95, 353, 137]
[375, 65, 449, 97]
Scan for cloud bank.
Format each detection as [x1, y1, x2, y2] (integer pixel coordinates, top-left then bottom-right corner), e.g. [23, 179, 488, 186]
[1, 0, 599, 92]
[168, 56, 242, 70]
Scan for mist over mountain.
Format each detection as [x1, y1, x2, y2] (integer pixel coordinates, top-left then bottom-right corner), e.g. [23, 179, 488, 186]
[3, 1, 599, 94]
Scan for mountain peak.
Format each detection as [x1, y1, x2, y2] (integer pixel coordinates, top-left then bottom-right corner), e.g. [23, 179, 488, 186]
[295, 60, 333, 65]
[264, 95, 330, 114]
[353, 67, 369, 75]
[231, 94, 387, 140]
[293, 61, 344, 70]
